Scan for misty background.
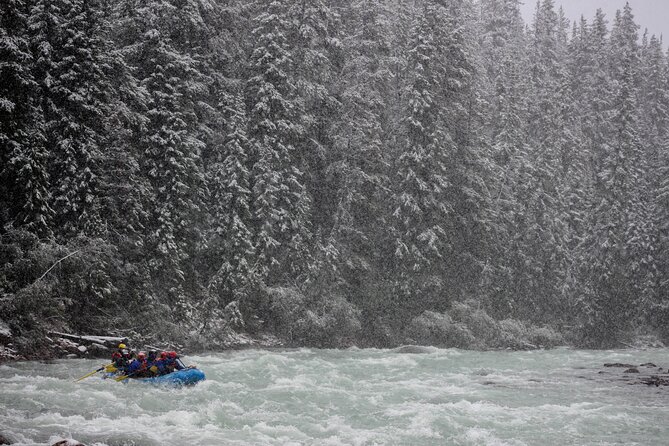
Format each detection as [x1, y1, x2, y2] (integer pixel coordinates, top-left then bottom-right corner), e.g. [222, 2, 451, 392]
[521, 0, 669, 43]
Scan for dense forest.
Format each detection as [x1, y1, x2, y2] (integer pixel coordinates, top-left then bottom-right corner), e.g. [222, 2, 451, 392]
[1, 0, 668, 356]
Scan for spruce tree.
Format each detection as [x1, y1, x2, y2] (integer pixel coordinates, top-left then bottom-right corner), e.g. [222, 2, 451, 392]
[206, 92, 255, 308]
[321, 0, 397, 333]
[577, 4, 655, 345]
[508, 0, 570, 322]
[246, 0, 312, 284]
[476, 0, 531, 317]
[121, 0, 209, 312]
[637, 34, 668, 331]
[29, 0, 111, 237]
[391, 3, 451, 303]
[0, 0, 53, 236]
[288, 0, 341, 237]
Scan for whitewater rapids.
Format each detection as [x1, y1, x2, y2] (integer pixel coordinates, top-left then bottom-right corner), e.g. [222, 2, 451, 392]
[1, 348, 668, 445]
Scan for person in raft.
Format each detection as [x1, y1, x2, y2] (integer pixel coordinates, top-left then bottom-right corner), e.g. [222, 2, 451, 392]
[146, 350, 158, 372]
[127, 351, 149, 377]
[111, 343, 127, 370]
[111, 343, 136, 372]
[164, 351, 187, 373]
[153, 351, 170, 375]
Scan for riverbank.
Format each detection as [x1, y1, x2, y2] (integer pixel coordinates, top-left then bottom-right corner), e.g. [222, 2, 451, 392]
[0, 326, 284, 363]
[1, 310, 664, 364]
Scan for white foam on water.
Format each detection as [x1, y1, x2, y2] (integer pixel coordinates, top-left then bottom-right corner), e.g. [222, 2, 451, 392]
[459, 427, 527, 446]
[1, 349, 668, 445]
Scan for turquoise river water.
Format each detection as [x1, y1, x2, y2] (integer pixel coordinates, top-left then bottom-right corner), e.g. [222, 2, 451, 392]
[0, 347, 667, 445]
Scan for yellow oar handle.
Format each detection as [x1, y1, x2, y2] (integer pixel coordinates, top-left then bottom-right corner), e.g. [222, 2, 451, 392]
[74, 363, 114, 382]
[114, 373, 133, 382]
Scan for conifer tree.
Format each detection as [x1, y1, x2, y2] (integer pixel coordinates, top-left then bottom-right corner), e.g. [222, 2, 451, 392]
[638, 34, 668, 194]
[319, 0, 397, 330]
[391, 3, 451, 302]
[577, 4, 655, 345]
[637, 34, 668, 331]
[391, 1, 487, 311]
[287, 0, 342, 269]
[246, 0, 312, 284]
[122, 0, 209, 311]
[508, 0, 570, 321]
[206, 92, 255, 308]
[0, 0, 53, 236]
[476, 0, 531, 317]
[29, 0, 112, 237]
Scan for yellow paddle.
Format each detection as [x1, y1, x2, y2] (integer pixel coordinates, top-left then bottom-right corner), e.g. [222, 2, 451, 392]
[115, 365, 159, 382]
[74, 363, 113, 382]
[114, 372, 139, 382]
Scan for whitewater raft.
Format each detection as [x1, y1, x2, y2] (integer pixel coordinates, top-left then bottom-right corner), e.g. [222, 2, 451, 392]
[104, 367, 206, 387]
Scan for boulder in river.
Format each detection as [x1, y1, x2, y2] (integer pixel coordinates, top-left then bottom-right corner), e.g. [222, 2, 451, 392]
[600, 362, 669, 386]
[393, 345, 435, 354]
[640, 376, 669, 387]
[51, 440, 85, 446]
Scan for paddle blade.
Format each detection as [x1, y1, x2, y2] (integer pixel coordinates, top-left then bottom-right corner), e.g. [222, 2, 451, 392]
[74, 369, 101, 382]
[74, 363, 114, 383]
[114, 374, 131, 382]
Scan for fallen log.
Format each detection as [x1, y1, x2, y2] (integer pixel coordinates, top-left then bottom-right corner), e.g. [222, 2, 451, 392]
[48, 332, 128, 349]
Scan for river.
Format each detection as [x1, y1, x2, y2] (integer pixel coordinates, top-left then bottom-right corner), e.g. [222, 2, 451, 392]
[0, 347, 667, 445]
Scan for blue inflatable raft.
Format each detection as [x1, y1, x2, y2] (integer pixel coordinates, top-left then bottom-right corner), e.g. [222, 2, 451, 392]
[103, 368, 206, 387]
[135, 368, 205, 386]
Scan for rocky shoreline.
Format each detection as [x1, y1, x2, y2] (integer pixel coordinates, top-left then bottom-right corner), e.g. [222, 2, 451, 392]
[0, 326, 283, 363]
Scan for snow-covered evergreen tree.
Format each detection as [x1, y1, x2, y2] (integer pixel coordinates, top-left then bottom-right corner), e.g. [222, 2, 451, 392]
[246, 0, 312, 284]
[29, 0, 112, 237]
[206, 92, 255, 308]
[476, 0, 532, 317]
[390, 0, 488, 311]
[0, 0, 53, 237]
[288, 0, 341, 231]
[637, 33, 668, 332]
[121, 0, 209, 312]
[506, 0, 570, 322]
[577, 4, 655, 345]
[391, 2, 451, 301]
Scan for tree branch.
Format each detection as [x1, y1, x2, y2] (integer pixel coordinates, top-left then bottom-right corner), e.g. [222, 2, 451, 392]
[35, 250, 81, 283]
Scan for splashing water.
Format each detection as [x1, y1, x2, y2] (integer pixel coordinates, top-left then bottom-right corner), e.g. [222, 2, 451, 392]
[1, 348, 667, 445]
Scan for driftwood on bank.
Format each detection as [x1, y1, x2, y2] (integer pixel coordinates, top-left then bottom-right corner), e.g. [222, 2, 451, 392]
[47, 332, 128, 358]
[48, 332, 127, 348]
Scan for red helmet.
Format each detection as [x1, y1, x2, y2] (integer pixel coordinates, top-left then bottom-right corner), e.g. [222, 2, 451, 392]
[137, 352, 146, 359]
[168, 351, 177, 359]
[160, 351, 167, 359]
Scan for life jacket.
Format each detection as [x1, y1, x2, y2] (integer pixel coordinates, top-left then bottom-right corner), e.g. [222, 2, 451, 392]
[154, 358, 168, 375]
[128, 358, 147, 374]
[165, 358, 177, 372]
[112, 350, 127, 368]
